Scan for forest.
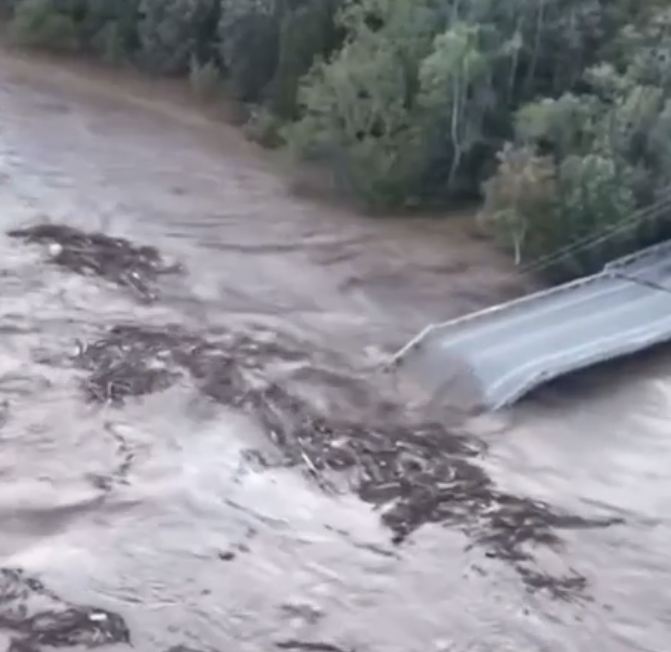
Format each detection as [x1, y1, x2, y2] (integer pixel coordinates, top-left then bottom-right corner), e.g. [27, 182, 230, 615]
[1, 0, 670, 280]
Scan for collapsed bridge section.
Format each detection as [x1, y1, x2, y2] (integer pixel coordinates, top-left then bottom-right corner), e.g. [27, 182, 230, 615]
[388, 240, 671, 411]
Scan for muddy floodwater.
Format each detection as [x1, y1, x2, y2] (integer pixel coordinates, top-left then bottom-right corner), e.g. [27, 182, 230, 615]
[0, 51, 668, 652]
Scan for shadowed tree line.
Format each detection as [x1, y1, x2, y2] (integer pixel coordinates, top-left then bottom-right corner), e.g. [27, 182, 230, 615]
[3, 0, 671, 280]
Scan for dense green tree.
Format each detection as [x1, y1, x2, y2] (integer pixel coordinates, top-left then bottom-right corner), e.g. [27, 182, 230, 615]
[217, 0, 279, 101]
[4, 0, 671, 279]
[482, 25, 671, 280]
[136, 0, 218, 74]
[266, 0, 341, 119]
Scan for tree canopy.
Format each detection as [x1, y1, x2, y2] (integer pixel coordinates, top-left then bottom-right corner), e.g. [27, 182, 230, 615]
[3, 0, 671, 279]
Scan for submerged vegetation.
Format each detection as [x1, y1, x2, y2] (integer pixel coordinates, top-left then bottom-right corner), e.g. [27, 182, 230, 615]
[2, 0, 671, 278]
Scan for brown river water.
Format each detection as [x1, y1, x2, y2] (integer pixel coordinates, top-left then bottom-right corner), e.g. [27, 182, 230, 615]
[0, 50, 668, 652]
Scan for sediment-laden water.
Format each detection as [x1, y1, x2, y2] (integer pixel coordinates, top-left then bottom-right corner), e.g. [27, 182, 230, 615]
[0, 50, 667, 652]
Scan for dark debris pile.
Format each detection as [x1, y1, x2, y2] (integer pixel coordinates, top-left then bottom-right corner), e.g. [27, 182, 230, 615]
[72, 323, 622, 598]
[0, 569, 224, 652]
[75, 324, 303, 406]
[0, 568, 130, 651]
[7, 223, 183, 302]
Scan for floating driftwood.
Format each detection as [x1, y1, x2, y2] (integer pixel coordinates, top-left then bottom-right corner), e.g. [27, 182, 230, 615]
[0, 568, 215, 652]
[0, 568, 129, 651]
[72, 323, 620, 597]
[7, 223, 183, 302]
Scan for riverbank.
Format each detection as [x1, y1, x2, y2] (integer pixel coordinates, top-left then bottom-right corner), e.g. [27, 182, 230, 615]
[0, 42, 532, 323]
[0, 41, 411, 211]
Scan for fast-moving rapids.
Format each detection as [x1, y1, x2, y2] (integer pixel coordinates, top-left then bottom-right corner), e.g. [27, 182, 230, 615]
[0, 51, 668, 652]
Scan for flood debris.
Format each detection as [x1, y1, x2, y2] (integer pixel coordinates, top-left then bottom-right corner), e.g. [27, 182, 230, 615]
[276, 641, 352, 652]
[516, 567, 588, 601]
[74, 324, 303, 405]
[0, 568, 130, 650]
[71, 323, 622, 597]
[7, 223, 183, 302]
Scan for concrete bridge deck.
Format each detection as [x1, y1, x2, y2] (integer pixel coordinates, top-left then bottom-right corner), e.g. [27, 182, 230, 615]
[389, 240, 671, 411]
